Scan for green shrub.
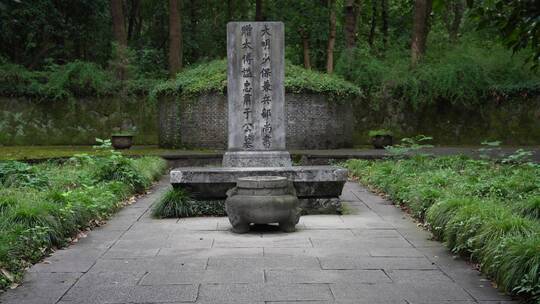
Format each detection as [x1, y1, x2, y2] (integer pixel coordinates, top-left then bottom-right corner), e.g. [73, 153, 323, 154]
[92, 155, 146, 193]
[335, 39, 540, 109]
[346, 156, 540, 302]
[152, 188, 226, 218]
[43, 61, 116, 99]
[149, 59, 362, 102]
[0, 62, 44, 97]
[426, 197, 478, 240]
[0, 161, 48, 188]
[368, 129, 393, 137]
[487, 235, 540, 299]
[0, 60, 158, 100]
[515, 196, 540, 220]
[153, 188, 194, 218]
[0, 154, 166, 291]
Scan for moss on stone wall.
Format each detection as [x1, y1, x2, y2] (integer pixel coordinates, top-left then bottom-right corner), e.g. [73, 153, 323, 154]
[353, 97, 540, 146]
[0, 97, 158, 145]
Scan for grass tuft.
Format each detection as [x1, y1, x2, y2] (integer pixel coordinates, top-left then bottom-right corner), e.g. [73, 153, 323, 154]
[152, 188, 226, 218]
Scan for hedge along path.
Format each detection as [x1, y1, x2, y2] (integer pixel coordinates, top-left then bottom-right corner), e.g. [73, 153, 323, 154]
[346, 156, 540, 303]
[0, 179, 517, 303]
[0, 155, 167, 291]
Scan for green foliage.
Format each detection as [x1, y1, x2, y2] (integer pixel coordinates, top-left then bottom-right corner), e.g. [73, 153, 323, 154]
[0, 161, 48, 188]
[0, 154, 166, 290]
[473, 0, 540, 69]
[150, 59, 227, 101]
[0, 61, 159, 100]
[346, 156, 540, 302]
[368, 129, 393, 137]
[152, 188, 226, 218]
[43, 61, 116, 99]
[384, 135, 434, 157]
[335, 40, 540, 109]
[152, 188, 194, 218]
[490, 235, 540, 299]
[284, 63, 362, 101]
[149, 59, 362, 102]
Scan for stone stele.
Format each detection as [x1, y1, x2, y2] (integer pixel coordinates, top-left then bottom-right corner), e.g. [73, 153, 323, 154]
[170, 21, 348, 207]
[222, 21, 292, 167]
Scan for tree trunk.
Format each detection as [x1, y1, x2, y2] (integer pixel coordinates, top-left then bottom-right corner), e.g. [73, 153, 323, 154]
[299, 28, 311, 69]
[368, 0, 377, 47]
[411, 0, 432, 66]
[255, 0, 263, 21]
[381, 0, 389, 48]
[134, 7, 143, 41]
[110, 0, 128, 80]
[326, 0, 336, 73]
[344, 0, 360, 49]
[110, 0, 128, 47]
[190, 0, 198, 61]
[168, 0, 183, 77]
[444, 0, 464, 42]
[127, 0, 140, 43]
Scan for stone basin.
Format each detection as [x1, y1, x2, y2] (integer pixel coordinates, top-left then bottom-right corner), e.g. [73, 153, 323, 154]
[170, 165, 348, 200]
[225, 176, 300, 233]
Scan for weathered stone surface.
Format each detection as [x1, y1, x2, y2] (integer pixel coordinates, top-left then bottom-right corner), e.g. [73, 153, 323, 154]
[170, 165, 348, 199]
[227, 22, 286, 152]
[158, 93, 355, 149]
[222, 150, 292, 167]
[225, 176, 300, 233]
[299, 198, 342, 214]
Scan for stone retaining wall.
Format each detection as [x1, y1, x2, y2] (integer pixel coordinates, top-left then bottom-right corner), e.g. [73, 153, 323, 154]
[0, 97, 158, 145]
[158, 93, 355, 149]
[2, 95, 539, 147]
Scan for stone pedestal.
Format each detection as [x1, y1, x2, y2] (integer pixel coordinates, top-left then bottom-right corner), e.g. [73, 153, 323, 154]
[222, 151, 292, 167]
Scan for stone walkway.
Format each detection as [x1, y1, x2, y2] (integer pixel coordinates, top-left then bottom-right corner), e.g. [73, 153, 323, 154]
[0, 178, 517, 304]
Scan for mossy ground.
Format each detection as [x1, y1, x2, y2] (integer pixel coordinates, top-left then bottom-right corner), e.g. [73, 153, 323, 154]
[0, 146, 218, 161]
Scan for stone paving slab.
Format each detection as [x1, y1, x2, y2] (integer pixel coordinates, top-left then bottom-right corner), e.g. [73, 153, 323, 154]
[0, 178, 518, 304]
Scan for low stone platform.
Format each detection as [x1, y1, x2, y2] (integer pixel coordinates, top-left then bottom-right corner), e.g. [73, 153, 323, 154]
[170, 166, 348, 199]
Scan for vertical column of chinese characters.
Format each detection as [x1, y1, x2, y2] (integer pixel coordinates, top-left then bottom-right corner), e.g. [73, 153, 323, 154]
[241, 24, 254, 150]
[260, 24, 272, 150]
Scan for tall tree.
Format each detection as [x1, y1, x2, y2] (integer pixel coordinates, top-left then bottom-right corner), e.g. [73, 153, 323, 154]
[381, 0, 389, 48]
[110, 0, 127, 47]
[127, 0, 141, 43]
[411, 0, 433, 66]
[110, 0, 128, 80]
[255, 0, 263, 21]
[168, 0, 182, 77]
[344, 0, 361, 49]
[443, 0, 464, 42]
[368, 0, 377, 47]
[326, 0, 337, 73]
[190, 0, 198, 61]
[299, 27, 311, 69]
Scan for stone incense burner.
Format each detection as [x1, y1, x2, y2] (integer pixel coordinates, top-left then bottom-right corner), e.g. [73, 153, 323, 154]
[225, 176, 300, 233]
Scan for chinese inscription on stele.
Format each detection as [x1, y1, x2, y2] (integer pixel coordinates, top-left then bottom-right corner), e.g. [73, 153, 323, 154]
[227, 22, 286, 152]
